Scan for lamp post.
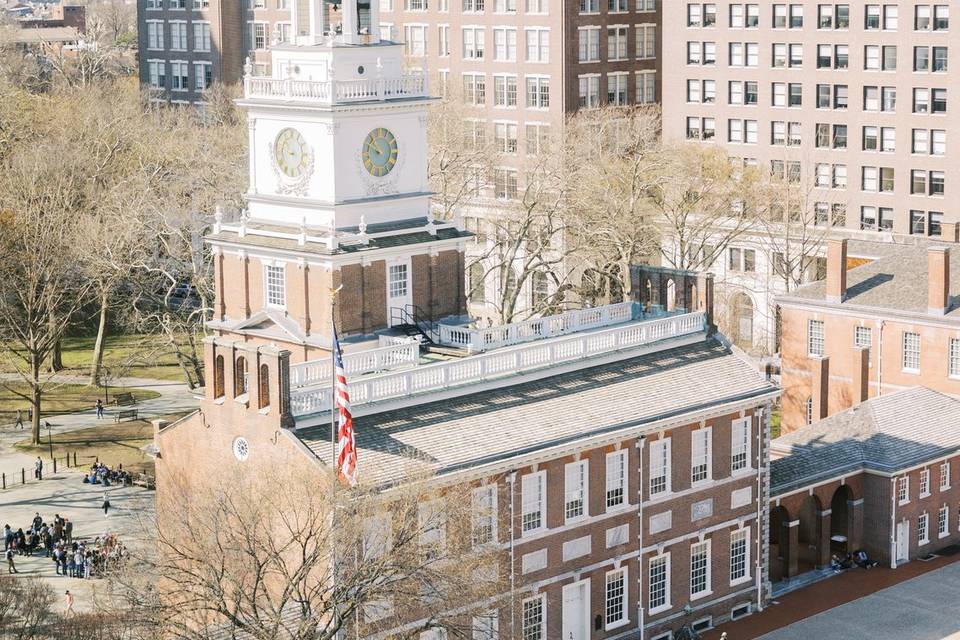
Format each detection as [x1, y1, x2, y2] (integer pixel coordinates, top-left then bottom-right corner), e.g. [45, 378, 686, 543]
[46, 421, 53, 461]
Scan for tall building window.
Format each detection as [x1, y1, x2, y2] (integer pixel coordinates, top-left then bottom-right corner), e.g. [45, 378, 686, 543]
[579, 0, 598, 12]
[462, 73, 486, 105]
[690, 540, 711, 597]
[607, 25, 628, 60]
[730, 528, 749, 583]
[494, 168, 518, 199]
[636, 71, 656, 103]
[438, 24, 450, 56]
[493, 27, 517, 61]
[193, 22, 211, 51]
[193, 62, 212, 90]
[731, 417, 750, 473]
[525, 76, 549, 108]
[493, 75, 517, 107]
[147, 60, 166, 88]
[146, 21, 164, 49]
[170, 60, 189, 91]
[939, 505, 949, 537]
[578, 75, 600, 108]
[855, 325, 872, 349]
[520, 471, 545, 533]
[388, 263, 408, 299]
[251, 22, 268, 49]
[564, 459, 588, 522]
[691, 427, 712, 484]
[578, 27, 600, 62]
[265, 264, 286, 307]
[649, 437, 671, 496]
[940, 462, 951, 489]
[604, 568, 627, 628]
[404, 24, 427, 56]
[607, 72, 628, 105]
[649, 553, 670, 612]
[950, 339, 960, 377]
[605, 449, 627, 509]
[808, 320, 825, 356]
[463, 0, 484, 11]
[462, 26, 485, 59]
[471, 484, 497, 546]
[525, 28, 548, 62]
[468, 261, 486, 303]
[918, 512, 930, 545]
[521, 595, 545, 640]
[902, 331, 921, 372]
[920, 469, 931, 496]
[636, 24, 656, 59]
[493, 121, 517, 153]
[525, 123, 549, 154]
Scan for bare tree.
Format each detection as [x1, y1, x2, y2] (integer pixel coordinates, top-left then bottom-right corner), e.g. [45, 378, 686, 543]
[121, 466, 503, 640]
[0, 150, 94, 444]
[0, 575, 56, 639]
[564, 105, 664, 304]
[654, 144, 763, 272]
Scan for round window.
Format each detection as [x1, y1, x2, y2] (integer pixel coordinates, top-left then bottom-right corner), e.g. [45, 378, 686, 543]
[358, 65, 365, 75]
[232, 437, 250, 462]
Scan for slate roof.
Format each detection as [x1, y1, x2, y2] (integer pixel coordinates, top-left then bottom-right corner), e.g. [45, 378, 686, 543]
[771, 387, 960, 495]
[295, 337, 778, 486]
[780, 239, 960, 319]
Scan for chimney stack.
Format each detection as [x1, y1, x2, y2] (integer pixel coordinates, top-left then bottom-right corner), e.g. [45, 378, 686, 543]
[826, 239, 848, 304]
[928, 246, 951, 315]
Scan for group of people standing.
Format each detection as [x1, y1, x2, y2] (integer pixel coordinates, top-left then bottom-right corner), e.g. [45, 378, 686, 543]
[3, 513, 125, 579]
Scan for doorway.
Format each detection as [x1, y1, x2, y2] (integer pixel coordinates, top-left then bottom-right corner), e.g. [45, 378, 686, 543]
[386, 258, 412, 327]
[561, 579, 590, 640]
[896, 520, 910, 564]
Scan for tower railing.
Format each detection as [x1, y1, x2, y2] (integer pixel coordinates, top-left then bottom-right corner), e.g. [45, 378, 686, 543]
[244, 73, 427, 103]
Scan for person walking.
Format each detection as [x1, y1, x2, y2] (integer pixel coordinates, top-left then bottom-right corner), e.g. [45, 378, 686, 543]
[14, 410, 23, 430]
[34, 457, 43, 481]
[95, 399, 104, 420]
[102, 492, 111, 517]
[64, 590, 74, 616]
[5, 548, 16, 574]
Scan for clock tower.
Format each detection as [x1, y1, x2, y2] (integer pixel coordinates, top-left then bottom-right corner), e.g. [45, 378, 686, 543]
[207, 0, 469, 361]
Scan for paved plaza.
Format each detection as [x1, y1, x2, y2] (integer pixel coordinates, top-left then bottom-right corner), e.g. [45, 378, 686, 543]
[0, 375, 194, 613]
[759, 561, 960, 640]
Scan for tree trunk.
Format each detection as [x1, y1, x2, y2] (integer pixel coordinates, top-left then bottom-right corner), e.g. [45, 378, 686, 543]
[31, 357, 41, 446]
[48, 313, 63, 373]
[89, 286, 110, 385]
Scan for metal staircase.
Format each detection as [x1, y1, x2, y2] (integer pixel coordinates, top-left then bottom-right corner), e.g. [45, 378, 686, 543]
[389, 304, 437, 348]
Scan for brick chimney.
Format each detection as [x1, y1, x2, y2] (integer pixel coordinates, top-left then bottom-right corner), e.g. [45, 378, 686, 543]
[825, 239, 848, 304]
[928, 246, 951, 315]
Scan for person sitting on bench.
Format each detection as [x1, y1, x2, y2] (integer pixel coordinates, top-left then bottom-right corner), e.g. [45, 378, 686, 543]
[853, 549, 877, 569]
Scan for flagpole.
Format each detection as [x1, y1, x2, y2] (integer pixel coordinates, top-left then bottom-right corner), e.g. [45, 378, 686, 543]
[330, 284, 343, 640]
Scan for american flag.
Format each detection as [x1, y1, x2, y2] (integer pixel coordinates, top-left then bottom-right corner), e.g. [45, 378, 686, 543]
[333, 325, 358, 487]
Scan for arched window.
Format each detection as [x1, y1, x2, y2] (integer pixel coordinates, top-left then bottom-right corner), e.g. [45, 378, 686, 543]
[213, 355, 225, 398]
[469, 262, 486, 305]
[259, 364, 270, 409]
[666, 279, 677, 312]
[235, 356, 248, 397]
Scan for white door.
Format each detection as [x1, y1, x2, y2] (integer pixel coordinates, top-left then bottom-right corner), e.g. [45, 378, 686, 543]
[896, 520, 910, 563]
[561, 579, 590, 640]
[386, 259, 412, 327]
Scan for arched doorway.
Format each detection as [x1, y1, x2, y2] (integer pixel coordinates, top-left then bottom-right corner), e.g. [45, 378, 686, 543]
[666, 279, 677, 311]
[730, 293, 754, 349]
[798, 495, 824, 571]
[831, 485, 854, 556]
[769, 505, 791, 582]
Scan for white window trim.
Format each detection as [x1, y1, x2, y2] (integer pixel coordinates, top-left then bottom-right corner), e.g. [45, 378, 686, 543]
[689, 538, 712, 600]
[521, 470, 546, 536]
[604, 566, 630, 631]
[730, 416, 752, 476]
[648, 552, 672, 615]
[691, 426, 713, 487]
[729, 527, 752, 586]
[564, 459, 590, 524]
[263, 262, 287, 309]
[605, 449, 628, 511]
[898, 476, 910, 505]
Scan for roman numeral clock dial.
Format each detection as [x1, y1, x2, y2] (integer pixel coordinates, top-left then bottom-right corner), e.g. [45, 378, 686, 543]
[361, 128, 399, 178]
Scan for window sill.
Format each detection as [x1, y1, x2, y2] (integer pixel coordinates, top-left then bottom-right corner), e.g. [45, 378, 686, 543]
[939, 532, 950, 539]
[690, 590, 713, 601]
[606, 619, 631, 632]
[919, 539, 930, 546]
[920, 492, 931, 499]
[730, 575, 752, 587]
[902, 368, 920, 375]
[605, 503, 632, 515]
[648, 603, 672, 616]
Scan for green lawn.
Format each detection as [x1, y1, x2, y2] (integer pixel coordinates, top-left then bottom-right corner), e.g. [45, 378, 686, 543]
[14, 412, 190, 474]
[57, 333, 191, 383]
[0, 382, 160, 426]
[770, 406, 782, 439]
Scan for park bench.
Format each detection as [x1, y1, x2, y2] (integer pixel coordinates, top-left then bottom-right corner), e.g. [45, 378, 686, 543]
[133, 473, 155, 490]
[112, 393, 136, 406]
[114, 409, 138, 423]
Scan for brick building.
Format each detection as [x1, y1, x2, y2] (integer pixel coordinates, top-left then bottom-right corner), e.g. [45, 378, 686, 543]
[769, 386, 960, 578]
[778, 236, 960, 432]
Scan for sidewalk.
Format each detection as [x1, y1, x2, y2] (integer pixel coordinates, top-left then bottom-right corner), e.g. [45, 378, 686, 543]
[0, 376, 199, 474]
[703, 552, 960, 640]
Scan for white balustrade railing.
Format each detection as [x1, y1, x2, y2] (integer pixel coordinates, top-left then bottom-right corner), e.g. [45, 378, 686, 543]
[436, 302, 635, 352]
[289, 341, 419, 388]
[244, 74, 427, 103]
[290, 311, 706, 416]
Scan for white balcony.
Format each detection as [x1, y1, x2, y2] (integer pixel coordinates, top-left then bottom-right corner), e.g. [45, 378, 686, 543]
[290, 311, 707, 418]
[290, 340, 420, 388]
[244, 73, 428, 104]
[436, 302, 635, 352]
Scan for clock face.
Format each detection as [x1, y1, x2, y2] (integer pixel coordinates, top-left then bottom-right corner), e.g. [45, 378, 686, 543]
[362, 128, 399, 177]
[274, 128, 311, 178]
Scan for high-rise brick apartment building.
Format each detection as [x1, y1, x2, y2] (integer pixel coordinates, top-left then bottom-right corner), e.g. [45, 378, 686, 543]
[661, 1, 958, 354]
[137, 0, 293, 104]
